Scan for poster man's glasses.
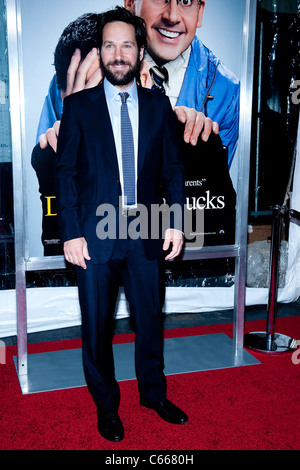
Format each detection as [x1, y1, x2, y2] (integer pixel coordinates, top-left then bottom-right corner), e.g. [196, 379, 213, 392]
[149, 0, 204, 14]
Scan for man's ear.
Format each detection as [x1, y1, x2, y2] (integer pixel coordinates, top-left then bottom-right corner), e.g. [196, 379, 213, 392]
[139, 46, 144, 62]
[124, 0, 136, 14]
[197, 0, 205, 28]
[140, 60, 152, 89]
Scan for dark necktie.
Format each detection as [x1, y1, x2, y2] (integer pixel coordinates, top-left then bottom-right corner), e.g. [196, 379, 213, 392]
[150, 66, 168, 94]
[119, 92, 135, 206]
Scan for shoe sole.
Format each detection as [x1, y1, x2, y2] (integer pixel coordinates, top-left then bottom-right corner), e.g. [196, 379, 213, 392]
[140, 403, 188, 425]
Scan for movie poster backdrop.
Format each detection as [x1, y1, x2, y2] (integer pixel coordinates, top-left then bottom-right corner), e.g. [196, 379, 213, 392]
[20, 0, 244, 258]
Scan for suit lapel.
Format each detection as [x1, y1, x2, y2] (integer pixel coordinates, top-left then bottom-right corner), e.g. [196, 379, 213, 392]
[88, 84, 119, 178]
[137, 87, 153, 176]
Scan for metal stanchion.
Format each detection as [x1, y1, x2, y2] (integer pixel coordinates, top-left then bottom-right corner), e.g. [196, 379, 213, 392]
[244, 205, 298, 354]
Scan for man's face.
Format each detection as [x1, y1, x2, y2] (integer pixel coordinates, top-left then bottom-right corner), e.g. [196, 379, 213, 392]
[100, 21, 143, 89]
[124, 0, 205, 65]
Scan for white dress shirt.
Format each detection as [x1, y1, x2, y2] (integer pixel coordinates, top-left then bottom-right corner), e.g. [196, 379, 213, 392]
[144, 47, 191, 108]
[104, 77, 139, 208]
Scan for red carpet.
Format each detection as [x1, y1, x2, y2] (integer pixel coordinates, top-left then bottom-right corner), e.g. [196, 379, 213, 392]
[1, 316, 300, 450]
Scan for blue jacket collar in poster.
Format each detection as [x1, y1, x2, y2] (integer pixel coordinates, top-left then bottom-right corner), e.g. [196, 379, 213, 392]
[176, 36, 240, 168]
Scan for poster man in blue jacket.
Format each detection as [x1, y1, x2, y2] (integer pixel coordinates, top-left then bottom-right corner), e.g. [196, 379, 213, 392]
[126, 0, 240, 167]
[37, 0, 239, 167]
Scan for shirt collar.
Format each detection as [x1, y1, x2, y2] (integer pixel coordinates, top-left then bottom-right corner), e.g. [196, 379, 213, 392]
[144, 47, 191, 83]
[103, 77, 138, 103]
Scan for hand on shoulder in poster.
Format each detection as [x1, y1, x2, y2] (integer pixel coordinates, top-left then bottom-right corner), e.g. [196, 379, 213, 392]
[139, 60, 219, 146]
[39, 47, 102, 152]
[174, 106, 219, 146]
[39, 120, 60, 152]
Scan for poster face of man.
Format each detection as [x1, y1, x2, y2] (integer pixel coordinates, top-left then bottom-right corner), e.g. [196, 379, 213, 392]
[124, 0, 205, 65]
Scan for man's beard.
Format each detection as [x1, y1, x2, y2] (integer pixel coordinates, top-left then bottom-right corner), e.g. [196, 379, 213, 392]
[100, 56, 141, 87]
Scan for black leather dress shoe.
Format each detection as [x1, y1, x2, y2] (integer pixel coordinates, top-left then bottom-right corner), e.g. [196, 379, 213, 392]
[140, 398, 188, 425]
[97, 408, 124, 442]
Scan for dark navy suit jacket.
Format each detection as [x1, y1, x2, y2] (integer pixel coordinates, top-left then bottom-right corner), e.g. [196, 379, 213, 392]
[56, 83, 185, 264]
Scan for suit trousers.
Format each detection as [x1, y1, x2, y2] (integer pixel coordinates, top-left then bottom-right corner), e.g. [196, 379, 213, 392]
[76, 235, 167, 412]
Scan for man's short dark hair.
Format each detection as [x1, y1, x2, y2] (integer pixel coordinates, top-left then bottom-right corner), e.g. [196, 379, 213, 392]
[54, 13, 102, 91]
[98, 6, 147, 53]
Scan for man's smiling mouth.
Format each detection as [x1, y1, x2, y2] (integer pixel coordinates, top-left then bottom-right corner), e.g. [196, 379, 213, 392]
[157, 28, 182, 39]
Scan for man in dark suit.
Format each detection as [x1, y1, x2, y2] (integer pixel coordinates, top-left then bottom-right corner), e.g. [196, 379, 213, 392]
[56, 7, 187, 442]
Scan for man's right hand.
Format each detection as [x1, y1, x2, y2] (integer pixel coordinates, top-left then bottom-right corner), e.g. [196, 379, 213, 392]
[63, 237, 91, 269]
[39, 120, 61, 152]
[39, 48, 102, 152]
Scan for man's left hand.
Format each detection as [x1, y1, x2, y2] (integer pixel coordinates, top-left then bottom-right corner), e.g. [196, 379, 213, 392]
[174, 106, 219, 146]
[65, 47, 102, 96]
[163, 229, 184, 261]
